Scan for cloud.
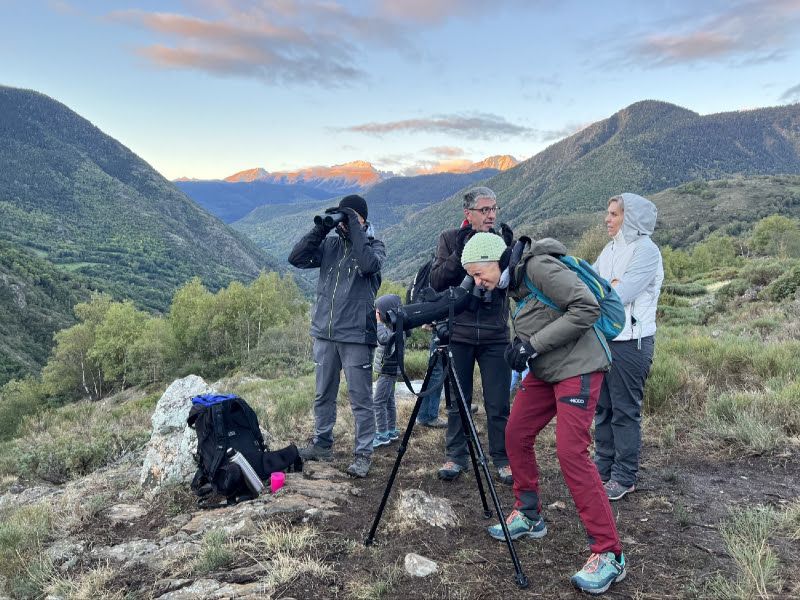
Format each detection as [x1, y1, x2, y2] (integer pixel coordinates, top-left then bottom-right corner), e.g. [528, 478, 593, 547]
[105, 0, 534, 86]
[343, 113, 536, 140]
[626, 0, 800, 66]
[423, 146, 467, 158]
[108, 3, 410, 86]
[377, 0, 529, 25]
[780, 82, 800, 102]
[540, 121, 592, 142]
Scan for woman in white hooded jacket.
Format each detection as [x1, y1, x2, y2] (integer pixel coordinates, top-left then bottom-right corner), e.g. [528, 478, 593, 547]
[592, 193, 663, 501]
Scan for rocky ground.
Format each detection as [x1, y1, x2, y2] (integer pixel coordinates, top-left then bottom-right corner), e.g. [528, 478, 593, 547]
[2, 377, 799, 599]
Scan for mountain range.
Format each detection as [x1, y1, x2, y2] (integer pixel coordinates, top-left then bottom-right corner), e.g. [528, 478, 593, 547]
[378, 100, 800, 277]
[0, 85, 278, 383]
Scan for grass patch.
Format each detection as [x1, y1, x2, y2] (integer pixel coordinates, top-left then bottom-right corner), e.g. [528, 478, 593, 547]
[0, 503, 54, 598]
[192, 530, 236, 574]
[243, 523, 333, 591]
[346, 563, 402, 599]
[705, 506, 782, 599]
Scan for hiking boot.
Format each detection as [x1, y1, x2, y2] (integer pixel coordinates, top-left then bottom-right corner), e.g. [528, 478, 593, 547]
[497, 465, 513, 485]
[346, 454, 371, 478]
[299, 442, 333, 462]
[604, 480, 635, 501]
[437, 460, 468, 481]
[418, 417, 447, 429]
[571, 552, 626, 595]
[372, 432, 391, 448]
[388, 428, 400, 441]
[487, 509, 547, 541]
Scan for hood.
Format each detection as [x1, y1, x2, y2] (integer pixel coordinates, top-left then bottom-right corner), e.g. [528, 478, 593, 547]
[620, 192, 657, 244]
[375, 294, 402, 320]
[531, 237, 568, 256]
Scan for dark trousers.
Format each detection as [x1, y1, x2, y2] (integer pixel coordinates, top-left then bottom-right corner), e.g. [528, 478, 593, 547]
[445, 342, 510, 468]
[594, 336, 655, 487]
[418, 333, 444, 423]
[507, 371, 621, 555]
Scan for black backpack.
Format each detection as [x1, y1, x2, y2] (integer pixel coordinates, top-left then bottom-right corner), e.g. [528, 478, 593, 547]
[406, 254, 435, 304]
[187, 394, 301, 505]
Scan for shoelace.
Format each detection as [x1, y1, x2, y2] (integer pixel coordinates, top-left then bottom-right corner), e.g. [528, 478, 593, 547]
[582, 553, 603, 574]
[506, 509, 522, 524]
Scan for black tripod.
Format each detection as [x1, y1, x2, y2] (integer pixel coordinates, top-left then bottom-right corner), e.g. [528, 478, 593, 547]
[365, 330, 529, 589]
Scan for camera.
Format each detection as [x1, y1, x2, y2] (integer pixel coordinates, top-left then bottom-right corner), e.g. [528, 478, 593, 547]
[314, 212, 346, 229]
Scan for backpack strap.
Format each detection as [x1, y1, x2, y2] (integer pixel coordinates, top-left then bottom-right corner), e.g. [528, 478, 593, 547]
[206, 402, 228, 479]
[513, 273, 613, 364]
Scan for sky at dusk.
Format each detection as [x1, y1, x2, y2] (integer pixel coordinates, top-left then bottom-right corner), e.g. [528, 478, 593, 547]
[3, 0, 800, 180]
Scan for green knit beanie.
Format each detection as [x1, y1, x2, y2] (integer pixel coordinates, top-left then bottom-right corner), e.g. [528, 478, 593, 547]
[461, 232, 506, 266]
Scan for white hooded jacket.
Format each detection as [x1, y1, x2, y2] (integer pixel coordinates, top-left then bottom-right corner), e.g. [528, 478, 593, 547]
[593, 193, 664, 343]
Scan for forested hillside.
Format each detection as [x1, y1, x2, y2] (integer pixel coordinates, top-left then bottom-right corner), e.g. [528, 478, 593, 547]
[0, 241, 90, 385]
[0, 86, 277, 311]
[380, 101, 800, 277]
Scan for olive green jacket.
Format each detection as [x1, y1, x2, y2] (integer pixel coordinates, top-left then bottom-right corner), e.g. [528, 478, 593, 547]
[510, 238, 610, 383]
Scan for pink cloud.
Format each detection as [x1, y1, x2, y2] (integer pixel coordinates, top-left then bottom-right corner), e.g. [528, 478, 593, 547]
[628, 0, 800, 66]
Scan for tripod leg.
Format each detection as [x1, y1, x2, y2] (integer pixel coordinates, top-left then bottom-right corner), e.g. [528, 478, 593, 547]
[365, 351, 439, 546]
[446, 349, 529, 589]
[445, 370, 491, 516]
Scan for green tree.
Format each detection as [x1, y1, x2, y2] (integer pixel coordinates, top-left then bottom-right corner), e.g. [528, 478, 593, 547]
[169, 278, 215, 363]
[91, 301, 148, 387]
[751, 216, 800, 258]
[42, 322, 103, 401]
[129, 318, 178, 385]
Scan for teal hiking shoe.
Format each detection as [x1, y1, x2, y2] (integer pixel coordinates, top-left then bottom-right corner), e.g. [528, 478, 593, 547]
[388, 428, 400, 441]
[571, 551, 626, 595]
[372, 432, 391, 448]
[487, 509, 547, 541]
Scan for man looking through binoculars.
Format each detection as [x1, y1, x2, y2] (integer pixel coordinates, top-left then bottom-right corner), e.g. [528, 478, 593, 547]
[288, 195, 386, 478]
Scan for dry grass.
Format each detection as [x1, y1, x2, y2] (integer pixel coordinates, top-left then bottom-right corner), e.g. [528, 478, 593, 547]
[705, 506, 782, 599]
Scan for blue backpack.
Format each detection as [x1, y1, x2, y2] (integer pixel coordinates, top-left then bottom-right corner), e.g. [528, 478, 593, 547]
[513, 255, 625, 359]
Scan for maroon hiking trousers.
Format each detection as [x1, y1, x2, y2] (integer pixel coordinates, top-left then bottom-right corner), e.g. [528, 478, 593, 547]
[506, 371, 622, 555]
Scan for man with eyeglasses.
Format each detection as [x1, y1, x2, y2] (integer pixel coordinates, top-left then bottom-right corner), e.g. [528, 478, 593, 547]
[429, 186, 514, 485]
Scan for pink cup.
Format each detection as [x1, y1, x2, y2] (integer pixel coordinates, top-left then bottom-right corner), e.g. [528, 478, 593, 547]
[270, 471, 286, 494]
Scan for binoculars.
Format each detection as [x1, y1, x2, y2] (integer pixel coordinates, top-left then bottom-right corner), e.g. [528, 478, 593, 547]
[314, 211, 346, 229]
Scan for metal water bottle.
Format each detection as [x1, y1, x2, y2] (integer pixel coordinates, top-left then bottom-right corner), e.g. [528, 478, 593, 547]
[226, 448, 265, 496]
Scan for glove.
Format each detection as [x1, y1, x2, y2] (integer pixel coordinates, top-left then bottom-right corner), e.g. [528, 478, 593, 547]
[337, 206, 360, 223]
[504, 338, 536, 371]
[455, 225, 473, 258]
[499, 222, 514, 247]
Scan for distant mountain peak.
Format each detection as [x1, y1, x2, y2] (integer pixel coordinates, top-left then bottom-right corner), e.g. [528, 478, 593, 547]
[470, 155, 519, 172]
[224, 168, 269, 183]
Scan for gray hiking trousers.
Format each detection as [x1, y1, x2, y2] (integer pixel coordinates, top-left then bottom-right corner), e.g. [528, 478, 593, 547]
[594, 336, 655, 487]
[312, 338, 375, 457]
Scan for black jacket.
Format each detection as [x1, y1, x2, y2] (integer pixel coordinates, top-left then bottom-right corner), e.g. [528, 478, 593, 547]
[289, 222, 386, 345]
[429, 228, 510, 346]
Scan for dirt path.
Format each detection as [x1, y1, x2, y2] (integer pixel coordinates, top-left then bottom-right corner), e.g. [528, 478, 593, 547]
[277, 415, 800, 599]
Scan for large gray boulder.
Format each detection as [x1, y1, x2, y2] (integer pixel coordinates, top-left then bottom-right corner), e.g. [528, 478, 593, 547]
[140, 375, 216, 490]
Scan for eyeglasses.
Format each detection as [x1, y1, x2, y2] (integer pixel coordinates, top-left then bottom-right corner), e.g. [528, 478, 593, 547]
[467, 205, 499, 216]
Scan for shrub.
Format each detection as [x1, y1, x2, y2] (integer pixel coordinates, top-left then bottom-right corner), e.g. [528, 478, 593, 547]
[0, 378, 48, 441]
[764, 266, 800, 301]
[0, 503, 53, 597]
[661, 282, 706, 297]
[741, 260, 789, 286]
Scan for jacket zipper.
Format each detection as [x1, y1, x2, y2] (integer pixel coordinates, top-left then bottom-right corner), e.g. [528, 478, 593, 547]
[329, 240, 351, 338]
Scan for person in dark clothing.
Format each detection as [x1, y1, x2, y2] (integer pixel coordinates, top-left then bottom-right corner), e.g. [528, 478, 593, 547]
[429, 186, 513, 485]
[373, 294, 403, 447]
[288, 195, 386, 479]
